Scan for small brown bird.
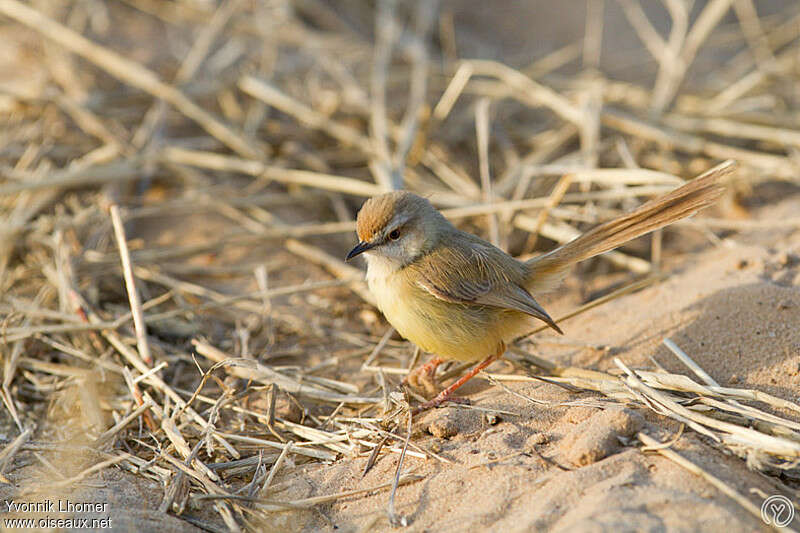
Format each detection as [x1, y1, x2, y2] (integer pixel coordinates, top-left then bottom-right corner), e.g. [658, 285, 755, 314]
[346, 161, 735, 412]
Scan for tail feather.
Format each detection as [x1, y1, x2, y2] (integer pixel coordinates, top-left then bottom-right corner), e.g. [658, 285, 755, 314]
[525, 160, 736, 293]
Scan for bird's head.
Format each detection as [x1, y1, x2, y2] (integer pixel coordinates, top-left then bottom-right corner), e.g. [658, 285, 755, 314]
[346, 191, 451, 268]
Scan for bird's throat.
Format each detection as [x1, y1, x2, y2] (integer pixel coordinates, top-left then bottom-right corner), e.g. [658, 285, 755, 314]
[364, 252, 403, 281]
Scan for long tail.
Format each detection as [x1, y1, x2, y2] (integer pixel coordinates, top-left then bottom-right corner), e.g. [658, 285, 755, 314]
[525, 160, 736, 293]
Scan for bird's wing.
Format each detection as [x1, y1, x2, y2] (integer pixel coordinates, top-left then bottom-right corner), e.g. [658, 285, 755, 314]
[408, 237, 563, 334]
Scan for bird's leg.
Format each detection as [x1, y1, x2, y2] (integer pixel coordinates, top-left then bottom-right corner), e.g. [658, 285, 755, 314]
[411, 343, 505, 415]
[403, 357, 445, 398]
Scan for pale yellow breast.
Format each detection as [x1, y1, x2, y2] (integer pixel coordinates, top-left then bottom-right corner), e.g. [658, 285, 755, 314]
[365, 256, 528, 362]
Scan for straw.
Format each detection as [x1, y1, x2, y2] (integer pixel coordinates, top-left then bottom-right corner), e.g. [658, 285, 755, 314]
[1, 1, 798, 529]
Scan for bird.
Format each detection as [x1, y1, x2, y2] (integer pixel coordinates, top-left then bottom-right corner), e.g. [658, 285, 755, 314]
[346, 160, 735, 412]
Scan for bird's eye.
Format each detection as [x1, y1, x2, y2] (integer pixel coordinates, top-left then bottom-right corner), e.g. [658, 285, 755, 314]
[388, 229, 401, 241]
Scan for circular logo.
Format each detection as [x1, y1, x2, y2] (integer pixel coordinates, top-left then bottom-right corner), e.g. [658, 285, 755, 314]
[761, 495, 795, 528]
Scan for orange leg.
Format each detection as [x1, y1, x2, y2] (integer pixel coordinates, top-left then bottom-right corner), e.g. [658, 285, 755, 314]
[411, 344, 504, 415]
[403, 357, 444, 385]
[403, 357, 445, 397]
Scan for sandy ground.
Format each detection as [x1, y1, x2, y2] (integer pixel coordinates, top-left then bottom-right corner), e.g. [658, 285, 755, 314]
[2, 190, 797, 532]
[255, 191, 800, 533]
[1, 2, 799, 532]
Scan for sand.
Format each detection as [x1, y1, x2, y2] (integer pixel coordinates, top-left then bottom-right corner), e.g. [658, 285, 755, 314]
[257, 192, 800, 533]
[1, 2, 799, 532]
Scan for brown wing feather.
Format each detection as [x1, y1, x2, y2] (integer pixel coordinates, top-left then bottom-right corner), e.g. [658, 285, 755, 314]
[408, 233, 563, 333]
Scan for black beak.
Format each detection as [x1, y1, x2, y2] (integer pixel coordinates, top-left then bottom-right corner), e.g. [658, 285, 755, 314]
[345, 241, 375, 261]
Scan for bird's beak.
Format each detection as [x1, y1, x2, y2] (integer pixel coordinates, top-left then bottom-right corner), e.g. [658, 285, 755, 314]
[345, 241, 375, 261]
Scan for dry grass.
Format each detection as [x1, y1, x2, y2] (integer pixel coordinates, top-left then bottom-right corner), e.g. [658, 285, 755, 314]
[0, 0, 799, 529]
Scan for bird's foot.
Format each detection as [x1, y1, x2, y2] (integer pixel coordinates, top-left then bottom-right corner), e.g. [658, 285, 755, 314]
[403, 357, 444, 398]
[410, 344, 504, 415]
[411, 393, 470, 415]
